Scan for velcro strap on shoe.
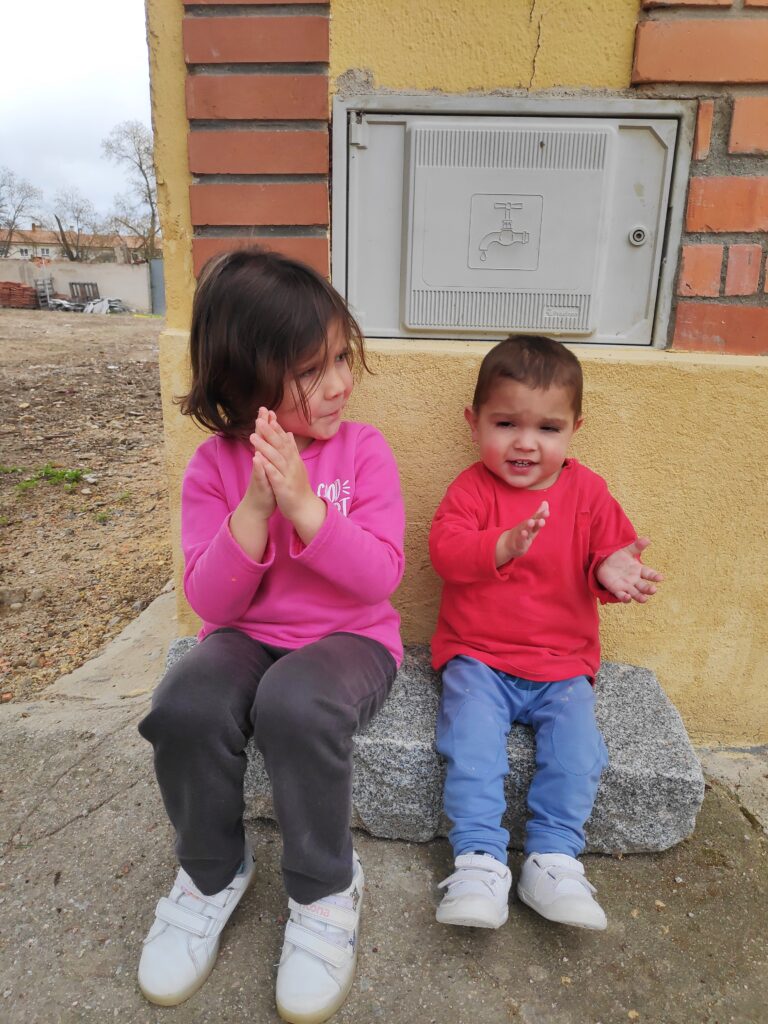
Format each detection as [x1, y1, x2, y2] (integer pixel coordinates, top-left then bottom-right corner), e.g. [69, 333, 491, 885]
[545, 868, 596, 893]
[284, 919, 351, 969]
[438, 868, 499, 892]
[155, 897, 215, 938]
[288, 898, 357, 932]
[189, 886, 232, 910]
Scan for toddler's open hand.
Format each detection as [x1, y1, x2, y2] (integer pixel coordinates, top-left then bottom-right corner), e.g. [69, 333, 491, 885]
[496, 501, 549, 565]
[596, 537, 663, 603]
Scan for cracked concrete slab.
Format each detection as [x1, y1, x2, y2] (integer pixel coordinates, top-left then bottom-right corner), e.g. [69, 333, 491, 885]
[697, 747, 768, 836]
[0, 592, 766, 1023]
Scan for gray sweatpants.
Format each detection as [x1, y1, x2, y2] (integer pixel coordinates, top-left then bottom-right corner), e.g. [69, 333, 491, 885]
[138, 628, 396, 903]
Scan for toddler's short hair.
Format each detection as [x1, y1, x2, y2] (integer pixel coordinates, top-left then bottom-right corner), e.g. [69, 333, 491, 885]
[472, 335, 583, 419]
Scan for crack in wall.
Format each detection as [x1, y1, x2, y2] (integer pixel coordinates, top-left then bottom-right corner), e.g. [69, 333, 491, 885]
[528, 0, 543, 90]
[529, 17, 543, 91]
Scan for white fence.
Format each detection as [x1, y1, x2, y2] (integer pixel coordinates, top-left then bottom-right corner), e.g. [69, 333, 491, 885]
[0, 259, 152, 313]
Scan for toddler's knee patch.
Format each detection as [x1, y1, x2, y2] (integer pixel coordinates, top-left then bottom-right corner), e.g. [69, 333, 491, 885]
[551, 697, 605, 777]
[437, 699, 507, 774]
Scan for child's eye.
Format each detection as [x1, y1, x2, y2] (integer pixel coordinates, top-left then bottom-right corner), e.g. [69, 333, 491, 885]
[541, 425, 561, 432]
[496, 421, 514, 429]
[335, 349, 350, 364]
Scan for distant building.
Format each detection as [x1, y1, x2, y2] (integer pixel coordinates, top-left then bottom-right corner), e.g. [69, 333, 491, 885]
[1, 224, 160, 264]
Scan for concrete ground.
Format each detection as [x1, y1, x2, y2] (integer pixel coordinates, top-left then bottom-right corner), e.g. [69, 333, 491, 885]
[1, 591, 766, 1024]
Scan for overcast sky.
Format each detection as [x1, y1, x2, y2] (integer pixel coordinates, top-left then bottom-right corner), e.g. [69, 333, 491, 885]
[1, 0, 152, 221]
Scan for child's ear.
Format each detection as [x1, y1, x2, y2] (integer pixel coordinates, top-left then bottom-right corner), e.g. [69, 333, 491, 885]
[573, 415, 584, 433]
[464, 405, 480, 442]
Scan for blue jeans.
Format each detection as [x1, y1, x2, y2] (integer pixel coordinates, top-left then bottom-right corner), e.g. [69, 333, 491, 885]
[436, 655, 609, 864]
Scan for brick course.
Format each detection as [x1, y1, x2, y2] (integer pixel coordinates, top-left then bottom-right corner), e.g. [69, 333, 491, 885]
[183, 0, 325, 5]
[693, 100, 715, 161]
[188, 131, 328, 175]
[687, 178, 768, 234]
[186, 75, 328, 121]
[192, 237, 328, 277]
[189, 183, 328, 227]
[729, 97, 768, 155]
[643, 0, 731, 6]
[635, 1, 768, 351]
[633, 21, 768, 84]
[183, 2, 330, 278]
[183, 16, 328, 64]
[724, 245, 763, 297]
[673, 303, 768, 355]
[678, 245, 724, 297]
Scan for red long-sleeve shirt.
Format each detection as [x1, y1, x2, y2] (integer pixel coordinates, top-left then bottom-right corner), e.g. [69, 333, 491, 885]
[429, 459, 636, 681]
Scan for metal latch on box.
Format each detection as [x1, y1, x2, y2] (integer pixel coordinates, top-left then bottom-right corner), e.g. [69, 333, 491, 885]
[349, 113, 369, 149]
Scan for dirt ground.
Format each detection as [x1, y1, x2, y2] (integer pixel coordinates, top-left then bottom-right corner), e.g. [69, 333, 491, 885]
[0, 308, 172, 702]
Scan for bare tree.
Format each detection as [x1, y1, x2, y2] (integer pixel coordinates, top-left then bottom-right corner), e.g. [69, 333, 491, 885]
[50, 187, 110, 262]
[0, 167, 43, 256]
[102, 120, 160, 261]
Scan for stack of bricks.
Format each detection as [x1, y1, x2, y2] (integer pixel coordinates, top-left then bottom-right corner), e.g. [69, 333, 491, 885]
[634, 0, 768, 355]
[0, 282, 37, 309]
[183, 0, 329, 278]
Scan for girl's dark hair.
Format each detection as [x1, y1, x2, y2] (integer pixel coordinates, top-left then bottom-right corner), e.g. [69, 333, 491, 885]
[179, 247, 368, 438]
[472, 334, 583, 419]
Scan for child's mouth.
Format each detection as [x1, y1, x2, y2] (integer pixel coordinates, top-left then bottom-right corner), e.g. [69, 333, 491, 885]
[509, 460, 534, 468]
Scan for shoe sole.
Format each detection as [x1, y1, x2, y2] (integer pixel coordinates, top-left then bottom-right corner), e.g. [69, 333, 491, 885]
[436, 897, 509, 930]
[517, 887, 607, 931]
[139, 953, 218, 1007]
[276, 945, 358, 1024]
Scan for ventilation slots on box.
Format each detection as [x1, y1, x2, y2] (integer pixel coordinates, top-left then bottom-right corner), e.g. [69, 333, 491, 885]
[337, 106, 686, 346]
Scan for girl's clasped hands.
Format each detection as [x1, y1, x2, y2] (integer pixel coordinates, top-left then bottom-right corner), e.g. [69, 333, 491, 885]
[248, 407, 327, 544]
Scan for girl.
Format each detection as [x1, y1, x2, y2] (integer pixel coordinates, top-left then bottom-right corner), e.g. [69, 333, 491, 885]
[137, 248, 404, 1023]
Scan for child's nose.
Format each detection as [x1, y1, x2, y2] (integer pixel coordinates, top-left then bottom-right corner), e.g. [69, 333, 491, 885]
[325, 365, 348, 397]
[513, 430, 535, 450]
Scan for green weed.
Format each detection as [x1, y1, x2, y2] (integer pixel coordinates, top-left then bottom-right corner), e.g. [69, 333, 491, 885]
[14, 464, 87, 495]
[39, 464, 84, 485]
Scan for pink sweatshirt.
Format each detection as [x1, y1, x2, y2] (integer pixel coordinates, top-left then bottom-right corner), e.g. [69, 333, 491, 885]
[181, 421, 405, 664]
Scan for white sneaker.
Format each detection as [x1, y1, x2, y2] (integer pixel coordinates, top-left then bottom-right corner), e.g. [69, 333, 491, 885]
[517, 853, 607, 930]
[436, 853, 511, 929]
[138, 839, 255, 1005]
[275, 852, 364, 1024]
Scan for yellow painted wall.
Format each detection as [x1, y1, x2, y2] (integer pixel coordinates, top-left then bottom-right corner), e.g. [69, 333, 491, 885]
[162, 339, 768, 746]
[147, 0, 768, 745]
[331, 0, 640, 92]
[145, 0, 194, 332]
[342, 344, 768, 747]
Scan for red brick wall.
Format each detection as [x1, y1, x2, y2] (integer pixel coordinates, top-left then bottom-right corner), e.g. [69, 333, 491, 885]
[635, 3, 768, 354]
[182, 0, 329, 277]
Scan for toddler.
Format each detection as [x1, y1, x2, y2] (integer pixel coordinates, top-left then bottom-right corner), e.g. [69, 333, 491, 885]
[137, 248, 404, 1021]
[430, 335, 661, 931]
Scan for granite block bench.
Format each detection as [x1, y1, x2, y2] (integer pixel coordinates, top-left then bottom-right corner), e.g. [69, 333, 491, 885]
[165, 640, 705, 854]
